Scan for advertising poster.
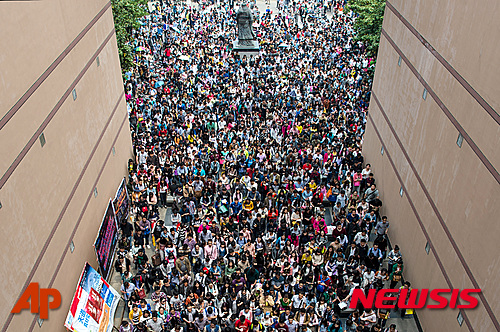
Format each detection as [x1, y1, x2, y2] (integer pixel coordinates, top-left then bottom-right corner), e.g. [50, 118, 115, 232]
[64, 263, 120, 332]
[93, 200, 118, 279]
[113, 178, 130, 223]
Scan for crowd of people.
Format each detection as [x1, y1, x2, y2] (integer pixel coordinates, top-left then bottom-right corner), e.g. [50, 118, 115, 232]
[115, 0, 405, 331]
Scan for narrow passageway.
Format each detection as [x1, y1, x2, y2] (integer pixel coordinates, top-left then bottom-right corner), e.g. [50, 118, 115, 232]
[111, 0, 418, 331]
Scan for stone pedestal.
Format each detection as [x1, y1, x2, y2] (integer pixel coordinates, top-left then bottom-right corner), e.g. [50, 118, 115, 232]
[232, 39, 260, 56]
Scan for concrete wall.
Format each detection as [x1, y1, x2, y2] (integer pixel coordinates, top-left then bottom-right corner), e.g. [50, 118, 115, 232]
[364, 1, 500, 331]
[0, 0, 132, 331]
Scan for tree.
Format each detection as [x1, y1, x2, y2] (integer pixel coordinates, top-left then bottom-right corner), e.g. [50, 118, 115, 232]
[347, 0, 386, 57]
[111, 0, 148, 72]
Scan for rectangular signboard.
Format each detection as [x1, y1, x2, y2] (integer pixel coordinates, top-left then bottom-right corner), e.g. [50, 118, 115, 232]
[64, 263, 120, 332]
[93, 200, 118, 279]
[113, 178, 129, 223]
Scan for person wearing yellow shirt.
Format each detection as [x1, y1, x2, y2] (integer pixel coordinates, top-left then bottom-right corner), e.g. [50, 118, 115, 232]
[129, 304, 143, 326]
[243, 198, 254, 211]
[132, 191, 141, 203]
[309, 180, 318, 191]
[301, 251, 313, 264]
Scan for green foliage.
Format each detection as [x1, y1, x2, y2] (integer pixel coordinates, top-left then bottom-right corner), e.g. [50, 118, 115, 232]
[347, 0, 386, 57]
[111, 0, 148, 72]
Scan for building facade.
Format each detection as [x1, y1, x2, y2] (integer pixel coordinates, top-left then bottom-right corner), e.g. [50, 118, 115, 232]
[363, 0, 500, 331]
[0, 0, 131, 331]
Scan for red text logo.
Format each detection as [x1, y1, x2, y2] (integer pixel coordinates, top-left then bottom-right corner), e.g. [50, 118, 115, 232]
[349, 288, 481, 309]
[11, 283, 61, 319]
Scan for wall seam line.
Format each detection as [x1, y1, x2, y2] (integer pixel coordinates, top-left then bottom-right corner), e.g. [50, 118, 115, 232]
[0, 29, 116, 190]
[26, 112, 129, 332]
[366, 112, 474, 331]
[0, 1, 112, 131]
[0, 79, 124, 332]
[371, 90, 499, 331]
[379, 29, 500, 185]
[385, 0, 500, 124]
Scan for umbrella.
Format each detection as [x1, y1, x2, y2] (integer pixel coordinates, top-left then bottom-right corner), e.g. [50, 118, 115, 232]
[278, 43, 290, 48]
[171, 26, 181, 33]
[135, 46, 147, 51]
[155, 81, 165, 88]
[179, 55, 190, 61]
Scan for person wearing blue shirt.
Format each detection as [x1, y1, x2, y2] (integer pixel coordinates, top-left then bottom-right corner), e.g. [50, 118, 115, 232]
[230, 198, 243, 216]
[209, 264, 221, 279]
[194, 166, 206, 177]
[138, 299, 151, 312]
[236, 234, 247, 247]
[368, 244, 384, 263]
[302, 187, 313, 201]
[295, 178, 304, 191]
[347, 210, 360, 224]
[363, 211, 377, 232]
[246, 157, 255, 168]
[253, 169, 265, 182]
[336, 191, 347, 208]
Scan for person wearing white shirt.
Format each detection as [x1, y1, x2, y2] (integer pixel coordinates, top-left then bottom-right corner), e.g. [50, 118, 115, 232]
[361, 164, 371, 179]
[147, 314, 164, 332]
[360, 308, 377, 328]
[354, 230, 369, 245]
[171, 212, 181, 225]
[239, 308, 253, 322]
[291, 293, 306, 311]
[362, 270, 375, 288]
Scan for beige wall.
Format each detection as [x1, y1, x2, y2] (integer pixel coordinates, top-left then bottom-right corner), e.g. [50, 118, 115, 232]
[0, 0, 132, 331]
[389, 0, 500, 112]
[364, 1, 500, 331]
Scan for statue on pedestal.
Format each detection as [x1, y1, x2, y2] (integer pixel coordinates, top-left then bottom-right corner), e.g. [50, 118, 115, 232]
[236, 4, 256, 46]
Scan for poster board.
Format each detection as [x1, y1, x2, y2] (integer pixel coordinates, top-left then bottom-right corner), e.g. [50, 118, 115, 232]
[94, 200, 118, 279]
[113, 178, 130, 223]
[64, 262, 120, 332]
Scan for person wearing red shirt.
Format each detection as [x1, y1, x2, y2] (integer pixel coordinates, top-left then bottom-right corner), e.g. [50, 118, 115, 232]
[235, 315, 251, 332]
[332, 223, 347, 238]
[275, 317, 289, 332]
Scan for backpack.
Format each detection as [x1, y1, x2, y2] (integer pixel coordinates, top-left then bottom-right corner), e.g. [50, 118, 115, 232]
[250, 322, 264, 332]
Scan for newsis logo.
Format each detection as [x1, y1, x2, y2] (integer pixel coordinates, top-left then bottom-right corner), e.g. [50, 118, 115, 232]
[349, 288, 481, 309]
[11, 283, 61, 319]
